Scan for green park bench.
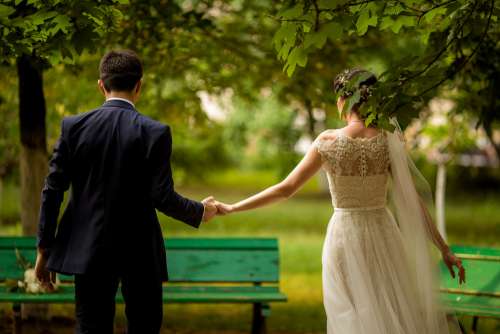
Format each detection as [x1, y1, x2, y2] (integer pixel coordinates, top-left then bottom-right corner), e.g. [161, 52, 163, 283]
[0, 236, 287, 334]
[439, 245, 500, 334]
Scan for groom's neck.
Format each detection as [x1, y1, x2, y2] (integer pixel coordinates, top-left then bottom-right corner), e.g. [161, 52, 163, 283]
[105, 90, 136, 103]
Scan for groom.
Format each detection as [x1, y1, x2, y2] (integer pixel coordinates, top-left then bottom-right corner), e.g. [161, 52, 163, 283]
[34, 50, 218, 333]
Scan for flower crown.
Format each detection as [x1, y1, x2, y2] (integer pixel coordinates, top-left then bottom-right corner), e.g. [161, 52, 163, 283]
[333, 68, 377, 117]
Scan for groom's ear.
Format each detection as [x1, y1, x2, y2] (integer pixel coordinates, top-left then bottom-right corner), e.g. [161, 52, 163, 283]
[133, 79, 142, 97]
[98, 79, 107, 96]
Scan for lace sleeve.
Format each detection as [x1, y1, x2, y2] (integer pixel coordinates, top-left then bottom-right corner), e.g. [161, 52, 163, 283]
[312, 130, 337, 164]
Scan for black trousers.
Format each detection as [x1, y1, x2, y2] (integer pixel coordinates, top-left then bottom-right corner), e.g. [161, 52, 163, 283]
[74, 266, 163, 334]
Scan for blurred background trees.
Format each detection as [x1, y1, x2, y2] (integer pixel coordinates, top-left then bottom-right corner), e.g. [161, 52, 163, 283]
[0, 0, 498, 245]
[0, 0, 124, 234]
[0, 1, 498, 332]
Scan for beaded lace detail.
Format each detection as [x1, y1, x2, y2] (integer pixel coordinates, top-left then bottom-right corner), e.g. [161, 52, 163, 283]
[313, 130, 390, 208]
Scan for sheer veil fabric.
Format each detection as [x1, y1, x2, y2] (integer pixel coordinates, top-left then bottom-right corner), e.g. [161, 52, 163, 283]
[316, 121, 460, 334]
[386, 120, 461, 334]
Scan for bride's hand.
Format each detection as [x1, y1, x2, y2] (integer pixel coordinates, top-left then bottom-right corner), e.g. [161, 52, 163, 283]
[215, 202, 234, 215]
[442, 249, 466, 284]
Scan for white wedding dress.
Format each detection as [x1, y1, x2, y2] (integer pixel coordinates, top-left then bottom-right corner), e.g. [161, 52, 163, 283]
[314, 129, 458, 334]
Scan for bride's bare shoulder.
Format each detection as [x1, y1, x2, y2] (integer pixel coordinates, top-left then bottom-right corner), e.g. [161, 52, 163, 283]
[316, 128, 342, 142]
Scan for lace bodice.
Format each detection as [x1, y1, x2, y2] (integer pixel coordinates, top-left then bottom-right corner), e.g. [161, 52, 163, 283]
[314, 130, 390, 208]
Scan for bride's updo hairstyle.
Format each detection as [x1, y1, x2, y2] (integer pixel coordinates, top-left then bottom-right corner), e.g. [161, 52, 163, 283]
[333, 68, 377, 115]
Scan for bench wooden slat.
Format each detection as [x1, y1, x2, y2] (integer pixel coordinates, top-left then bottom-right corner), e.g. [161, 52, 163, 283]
[167, 249, 279, 282]
[441, 293, 500, 318]
[0, 285, 287, 304]
[451, 245, 500, 258]
[0, 237, 281, 283]
[0, 237, 278, 250]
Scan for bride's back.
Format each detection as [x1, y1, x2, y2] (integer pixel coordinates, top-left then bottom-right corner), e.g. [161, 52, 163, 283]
[314, 126, 390, 209]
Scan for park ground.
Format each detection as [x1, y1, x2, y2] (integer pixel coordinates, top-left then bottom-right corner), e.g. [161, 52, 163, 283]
[0, 170, 499, 333]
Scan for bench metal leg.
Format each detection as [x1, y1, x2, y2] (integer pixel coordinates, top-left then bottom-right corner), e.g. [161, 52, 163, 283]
[471, 316, 479, 334]
[12, 304, 22, 334]
[458, 320, 467, 334]
[251, 303, 270, 334]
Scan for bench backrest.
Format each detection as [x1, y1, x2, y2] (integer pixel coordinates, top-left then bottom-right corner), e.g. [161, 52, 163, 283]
[439, 245, 500, 297]
[0, 237, 281, 283]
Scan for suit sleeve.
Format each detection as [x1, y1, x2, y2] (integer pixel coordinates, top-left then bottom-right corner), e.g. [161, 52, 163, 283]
[37, 121, 71, 250]
[150, 126, 204, 227]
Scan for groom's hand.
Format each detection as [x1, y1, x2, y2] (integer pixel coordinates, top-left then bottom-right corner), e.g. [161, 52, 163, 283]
[34, 248, 56, 291]
[202, 196, 218, 222]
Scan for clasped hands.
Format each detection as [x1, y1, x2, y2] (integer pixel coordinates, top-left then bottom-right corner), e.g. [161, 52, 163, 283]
[201, 196, 233, 222]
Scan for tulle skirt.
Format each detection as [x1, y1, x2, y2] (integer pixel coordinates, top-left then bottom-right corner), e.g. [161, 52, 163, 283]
[322, 207, 457, 334]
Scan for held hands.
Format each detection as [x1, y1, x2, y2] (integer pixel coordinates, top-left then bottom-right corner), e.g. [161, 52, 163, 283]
[442, 248, 466, 285]
[201, 196, 235, 222]
[201, 196, 218, 222]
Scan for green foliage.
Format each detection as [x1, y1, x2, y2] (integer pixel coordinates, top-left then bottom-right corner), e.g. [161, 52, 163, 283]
[273, 0, 499, 129]
[0, 65, 19, 179]
[0, 0, 125, 64]
[225, 94, 302, 177]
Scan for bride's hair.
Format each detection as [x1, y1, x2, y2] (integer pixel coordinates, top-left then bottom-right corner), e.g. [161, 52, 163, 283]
[333, 68, 377, 113]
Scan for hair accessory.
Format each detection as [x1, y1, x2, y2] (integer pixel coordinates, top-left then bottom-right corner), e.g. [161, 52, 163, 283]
[334, 68, 377, 118]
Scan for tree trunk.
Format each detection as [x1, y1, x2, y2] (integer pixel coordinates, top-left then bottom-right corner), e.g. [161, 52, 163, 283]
[304, 99, 329, 194]
[0, 176, 3, 226]
[435, 163, 447, 241]
[304, 99, 316, 139]
[17, 55, 48, 236]
[484, 123, 500, 161]
[17, 55, 49, 319]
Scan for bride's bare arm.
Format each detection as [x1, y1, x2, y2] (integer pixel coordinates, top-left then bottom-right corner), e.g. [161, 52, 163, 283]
[218, 143, 324, 213]
[418, 196, 466, 283]
[417, 196, 449, 253]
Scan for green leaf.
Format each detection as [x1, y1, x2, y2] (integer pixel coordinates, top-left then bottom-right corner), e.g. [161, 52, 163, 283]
[317, 0, 348, 10]
[303, 31, 327, 49]
[388, 15, 416, 33]
[344, 91, 361, 114]
[50, 14, 72, 34]
[380, 17, 393, 31]
[356, 9, 377, 35]
[0, 4, 15, 18]
[348, 71, 374, 89]
[15, 249, 31, 270]
[424, 7, 447, 23]
[26, 10, 58, 26]
[279, 4, 303, 19]
[303, 21, 312, 33]
[384, 4, 405, 16]
[114, 0, 129, 4]
[285, 46, 308, 76]
[365, 112, 376, 126]
[273, 23, 297, 50]
[322, 22, 342, 40]
[277, 41, 293, 60]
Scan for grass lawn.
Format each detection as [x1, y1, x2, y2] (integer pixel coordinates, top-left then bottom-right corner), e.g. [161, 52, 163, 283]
[0, 172, 499, 333]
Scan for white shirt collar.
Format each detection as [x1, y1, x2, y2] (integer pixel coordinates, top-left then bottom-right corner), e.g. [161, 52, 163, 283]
[106, 97, 135, 108]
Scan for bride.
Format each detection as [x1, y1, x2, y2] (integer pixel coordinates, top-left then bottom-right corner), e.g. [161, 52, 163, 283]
[214, 68, 466, 333]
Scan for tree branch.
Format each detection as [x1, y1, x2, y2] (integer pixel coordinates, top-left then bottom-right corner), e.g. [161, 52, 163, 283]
[318, 0, 377, 13]
[403, 0, 478, 83]
[312, 0, 320, 31]
[396, 0, 493, 110]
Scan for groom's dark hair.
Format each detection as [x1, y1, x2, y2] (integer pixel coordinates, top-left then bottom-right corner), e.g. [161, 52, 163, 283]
[99, 50, 143, 92]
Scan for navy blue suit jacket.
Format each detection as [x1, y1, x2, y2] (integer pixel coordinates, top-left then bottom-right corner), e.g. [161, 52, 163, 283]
[37, 99, 204, 281]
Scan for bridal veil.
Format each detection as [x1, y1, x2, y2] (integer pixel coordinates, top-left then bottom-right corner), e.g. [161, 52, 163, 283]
[386, 119, 461, 333]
